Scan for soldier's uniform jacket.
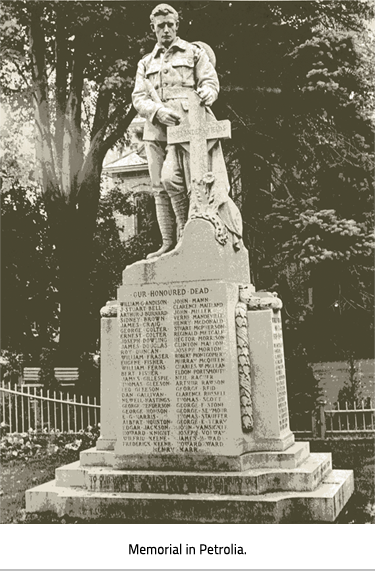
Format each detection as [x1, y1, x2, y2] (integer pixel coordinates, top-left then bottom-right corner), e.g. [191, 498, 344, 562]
[132, 37, 219, 141]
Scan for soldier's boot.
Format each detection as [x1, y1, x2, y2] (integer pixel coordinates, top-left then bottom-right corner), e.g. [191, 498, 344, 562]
[170, 192, 189, 241]
[146, 197, 175, 259]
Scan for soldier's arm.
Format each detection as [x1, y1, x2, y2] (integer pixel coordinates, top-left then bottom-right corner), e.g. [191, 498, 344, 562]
[132, 59, 164, 123]
[194, 47, 220, 105]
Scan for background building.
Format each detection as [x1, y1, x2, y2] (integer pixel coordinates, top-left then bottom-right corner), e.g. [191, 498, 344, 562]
[102, 117, 152, 242]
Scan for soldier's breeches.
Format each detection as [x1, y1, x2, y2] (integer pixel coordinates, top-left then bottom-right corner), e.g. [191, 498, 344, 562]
[145, 141, 190, 245]
[145, 141, 191, 198]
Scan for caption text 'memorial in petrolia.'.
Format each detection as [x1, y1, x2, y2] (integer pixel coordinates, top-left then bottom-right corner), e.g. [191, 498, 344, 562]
[129, 543, 246, 555]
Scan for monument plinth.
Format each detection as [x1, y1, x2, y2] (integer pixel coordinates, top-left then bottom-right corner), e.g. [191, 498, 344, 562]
[112, 219, 294, 470]
[26, 219, 354, 521]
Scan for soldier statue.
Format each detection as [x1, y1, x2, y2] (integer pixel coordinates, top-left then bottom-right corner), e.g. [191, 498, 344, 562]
[132, 3, 242, 258]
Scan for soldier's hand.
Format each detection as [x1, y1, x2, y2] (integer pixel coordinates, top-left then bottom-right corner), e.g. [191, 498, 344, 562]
[197, 86, 215, 107]
[156, 107, 181, 126]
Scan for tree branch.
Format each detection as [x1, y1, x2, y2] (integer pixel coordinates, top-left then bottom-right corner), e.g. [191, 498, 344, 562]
[62, 32, 86, 201]
[55, 3, 68, 174]
[75, 104, 136, 224]
[12, 59, 32, 91]
[76, 126, 107, 196]
[91, 86, 112, 141]
[100, 104, 137, 156]
[29, 3, 59, 201]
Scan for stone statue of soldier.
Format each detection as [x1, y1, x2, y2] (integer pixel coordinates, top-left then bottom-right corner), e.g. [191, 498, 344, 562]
[132, 3, 242, 258]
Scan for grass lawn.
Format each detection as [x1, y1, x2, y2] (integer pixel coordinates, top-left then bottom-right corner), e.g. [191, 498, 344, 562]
[309, 439, 375, 524]
[1, 439, 374, 524]
[0, 450, 78, 524]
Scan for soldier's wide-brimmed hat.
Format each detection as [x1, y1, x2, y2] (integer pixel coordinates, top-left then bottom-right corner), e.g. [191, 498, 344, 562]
[192, 41, 216, 68]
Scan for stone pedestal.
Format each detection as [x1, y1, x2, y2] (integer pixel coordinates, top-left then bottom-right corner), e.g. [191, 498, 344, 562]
[26, 219, 354, 522]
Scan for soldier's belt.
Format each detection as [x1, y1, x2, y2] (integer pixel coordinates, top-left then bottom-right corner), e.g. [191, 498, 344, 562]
[159, 86, 194, 102]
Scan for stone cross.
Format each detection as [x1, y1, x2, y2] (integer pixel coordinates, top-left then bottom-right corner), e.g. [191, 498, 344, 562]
[167, 91, 231, 186]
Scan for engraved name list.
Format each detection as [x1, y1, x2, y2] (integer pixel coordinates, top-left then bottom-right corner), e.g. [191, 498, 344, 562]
[119, 283, 232, 455]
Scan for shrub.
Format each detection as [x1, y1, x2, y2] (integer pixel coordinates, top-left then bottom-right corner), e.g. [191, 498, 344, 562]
[0, 425, 100, 462]
[336, 355, 371, 408]
[0, 349, 29, 385]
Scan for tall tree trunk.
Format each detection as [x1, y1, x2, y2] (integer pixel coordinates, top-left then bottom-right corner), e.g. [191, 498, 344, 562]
[54, 211, 90, 363]
[50, 163, 102, 364]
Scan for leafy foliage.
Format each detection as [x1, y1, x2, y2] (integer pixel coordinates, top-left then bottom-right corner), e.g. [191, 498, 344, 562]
[194, 2, 374, 274]
[336, 356, 372, 408]
[282, 307, 324, 418]
[268, 195, 374, 359]
[191, 1, 375, 361]
[0, 425, 100, 462]
[1, 184, 59, 355]
[270, 203, 374, 266]
[0, 350, 29, 385]
[1, 181, 152, 359]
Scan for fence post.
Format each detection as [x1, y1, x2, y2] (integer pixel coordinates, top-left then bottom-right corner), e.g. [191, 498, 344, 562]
[318, 399, 327, 440]
[32, 398, 40, 431]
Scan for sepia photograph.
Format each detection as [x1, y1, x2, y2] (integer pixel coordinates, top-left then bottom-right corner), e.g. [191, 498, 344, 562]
[0, 0, 374, 539]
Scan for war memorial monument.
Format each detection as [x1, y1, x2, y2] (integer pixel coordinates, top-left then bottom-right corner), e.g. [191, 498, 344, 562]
[26, 4, 354, 523]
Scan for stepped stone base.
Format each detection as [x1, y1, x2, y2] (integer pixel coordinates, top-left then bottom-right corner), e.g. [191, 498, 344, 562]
[56, 453, 331, 495]
[25, 444, 354, 523]
[26, 470, 353, 523]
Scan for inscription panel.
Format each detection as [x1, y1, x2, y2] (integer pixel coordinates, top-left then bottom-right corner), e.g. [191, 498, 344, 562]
[118, 282, 236, 455]
[169, 120, 231, 144]
[272, 312, 289, 431]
